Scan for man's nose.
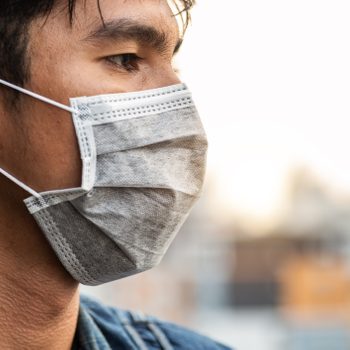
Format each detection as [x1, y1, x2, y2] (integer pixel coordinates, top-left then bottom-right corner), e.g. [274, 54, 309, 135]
[144, 64, 181, 90]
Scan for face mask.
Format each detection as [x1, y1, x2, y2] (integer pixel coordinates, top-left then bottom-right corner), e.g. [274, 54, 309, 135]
[0, 79, 208, 285]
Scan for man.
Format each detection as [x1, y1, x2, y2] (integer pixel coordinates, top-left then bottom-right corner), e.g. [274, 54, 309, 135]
[0, 0, 232, 349]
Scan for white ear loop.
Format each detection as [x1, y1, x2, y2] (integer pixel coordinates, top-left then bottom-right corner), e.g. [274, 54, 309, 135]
[0, 78, 80, 198]
[0, 79, 79, 114]
[0, 168, 41, 198]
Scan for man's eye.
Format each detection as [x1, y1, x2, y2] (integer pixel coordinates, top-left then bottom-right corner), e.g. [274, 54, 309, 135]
[105, 53, 141, 72]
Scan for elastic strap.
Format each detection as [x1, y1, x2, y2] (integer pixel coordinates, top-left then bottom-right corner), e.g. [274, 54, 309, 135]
[0, 78, 80, 198]
[0, 78, 78, 114]
[0, 168, 41, 198]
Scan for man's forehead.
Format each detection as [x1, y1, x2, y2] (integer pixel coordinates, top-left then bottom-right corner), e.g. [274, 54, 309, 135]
[71, 0, 178, 33]
[61, 0, 180, 48]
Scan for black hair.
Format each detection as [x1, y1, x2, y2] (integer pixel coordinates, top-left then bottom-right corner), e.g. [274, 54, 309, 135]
[0, 0, 194, 101]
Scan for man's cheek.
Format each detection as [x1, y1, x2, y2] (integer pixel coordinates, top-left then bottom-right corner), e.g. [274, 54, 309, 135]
[19, 103, 82, 192]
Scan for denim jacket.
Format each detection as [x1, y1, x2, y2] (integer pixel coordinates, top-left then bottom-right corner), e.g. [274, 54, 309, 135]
[72, 294, 232, 350]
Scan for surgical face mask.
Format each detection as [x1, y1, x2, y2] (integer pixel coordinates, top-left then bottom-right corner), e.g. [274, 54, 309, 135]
[0, 79, 208, 286]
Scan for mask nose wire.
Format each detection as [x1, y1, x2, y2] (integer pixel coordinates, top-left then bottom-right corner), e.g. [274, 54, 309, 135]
[0, 79, 79, 114]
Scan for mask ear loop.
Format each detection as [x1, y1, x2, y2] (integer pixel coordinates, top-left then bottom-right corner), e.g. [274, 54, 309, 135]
[0, 79, 79, 114]
[0, 78, 80, 198]
[0, 168, 41, 198]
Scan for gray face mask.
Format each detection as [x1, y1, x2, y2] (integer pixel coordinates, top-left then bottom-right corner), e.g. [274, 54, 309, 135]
[0, 79, 208, 285]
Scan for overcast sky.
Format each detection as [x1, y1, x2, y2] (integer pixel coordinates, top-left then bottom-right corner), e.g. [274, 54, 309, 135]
[176, 0, 350, 228]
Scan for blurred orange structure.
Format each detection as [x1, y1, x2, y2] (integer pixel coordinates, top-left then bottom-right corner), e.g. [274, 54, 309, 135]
[278, 253, 350, 317]
[232, 235, 350, 321]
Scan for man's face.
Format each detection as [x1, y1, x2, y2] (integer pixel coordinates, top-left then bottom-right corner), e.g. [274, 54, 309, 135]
[0, 0, 180, 200]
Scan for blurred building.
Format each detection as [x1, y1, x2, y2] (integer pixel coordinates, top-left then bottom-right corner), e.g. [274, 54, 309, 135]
[228, 169, 350, 349]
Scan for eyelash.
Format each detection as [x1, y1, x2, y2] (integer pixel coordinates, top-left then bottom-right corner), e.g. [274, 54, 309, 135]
[104, 53, 180, 74]
[105, 53, 142, 72]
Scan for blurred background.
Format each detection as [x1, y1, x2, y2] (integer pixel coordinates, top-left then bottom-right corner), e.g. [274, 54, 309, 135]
[82, 1, 350, 349]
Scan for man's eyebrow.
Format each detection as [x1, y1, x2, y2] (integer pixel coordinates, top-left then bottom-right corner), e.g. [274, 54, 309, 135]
[83, 18, 182, 55]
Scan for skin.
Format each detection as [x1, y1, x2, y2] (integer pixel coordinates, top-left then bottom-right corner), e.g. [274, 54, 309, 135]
[0, 0, 181, 348]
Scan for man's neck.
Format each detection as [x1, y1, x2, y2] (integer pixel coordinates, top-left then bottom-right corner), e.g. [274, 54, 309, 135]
[0, 184, 80, 350]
